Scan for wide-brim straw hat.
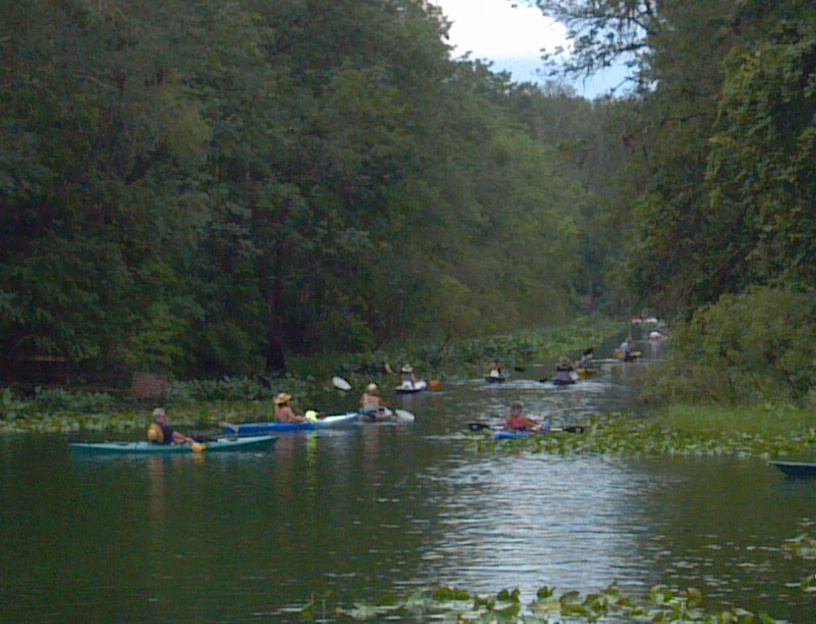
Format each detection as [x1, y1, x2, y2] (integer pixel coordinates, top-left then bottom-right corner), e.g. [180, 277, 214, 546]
[401, 364, 413, 373]
[366, 383, 379, 393]
[274, 392, 293, 405]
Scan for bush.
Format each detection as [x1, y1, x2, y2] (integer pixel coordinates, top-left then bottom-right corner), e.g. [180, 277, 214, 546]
[640, 286, 816, 406]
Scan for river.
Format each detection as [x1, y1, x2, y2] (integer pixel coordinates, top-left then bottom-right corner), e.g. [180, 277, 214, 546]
[1, 342, 814, 623]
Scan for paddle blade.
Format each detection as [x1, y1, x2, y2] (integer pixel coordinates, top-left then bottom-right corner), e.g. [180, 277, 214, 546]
[191, 442, 207, 452]
[332, 376, 352, 391]
[468, 423, 492, 431]
[394, 410, 415, 422]
[219, 421, 239, 433]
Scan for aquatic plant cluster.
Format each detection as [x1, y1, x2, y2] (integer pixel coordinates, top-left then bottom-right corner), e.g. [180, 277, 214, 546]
[286, 584, 789, 623]
[467, 410, 816, 459]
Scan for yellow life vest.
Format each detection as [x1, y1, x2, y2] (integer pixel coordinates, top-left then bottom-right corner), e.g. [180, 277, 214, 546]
[147, 423, 164, 443]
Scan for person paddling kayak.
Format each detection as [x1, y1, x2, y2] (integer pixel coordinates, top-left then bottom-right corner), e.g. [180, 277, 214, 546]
[147, 408, 194, 445]
[360, 383, 390, 419]
[504, 401, 546, 432]
[274, 392, 305, 423]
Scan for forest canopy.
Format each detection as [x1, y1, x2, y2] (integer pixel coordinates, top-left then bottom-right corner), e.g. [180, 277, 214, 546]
[3, 0, 812, 383]
[0, 0, 616, 380]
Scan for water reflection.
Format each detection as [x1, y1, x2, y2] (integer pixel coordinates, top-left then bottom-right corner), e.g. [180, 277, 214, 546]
[414, 453, 658, 599]
[147, 456, 167, 545]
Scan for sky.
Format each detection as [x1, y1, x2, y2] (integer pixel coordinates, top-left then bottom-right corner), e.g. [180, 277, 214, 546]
[431, 0, 621, 98]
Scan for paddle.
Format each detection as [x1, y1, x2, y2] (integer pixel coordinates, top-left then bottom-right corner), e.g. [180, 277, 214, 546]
[332, 376, 352, 391]
[219, 420, 240, 434]
[468, 422, 496, 432]
[189, 440, 207, 452]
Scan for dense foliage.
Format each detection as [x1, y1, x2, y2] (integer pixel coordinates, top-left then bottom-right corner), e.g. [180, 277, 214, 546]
[533, 0, 816, 318]
[639, 288, 816, 407]
[0, 0, 625, 383]
[4, 0, 815, 400]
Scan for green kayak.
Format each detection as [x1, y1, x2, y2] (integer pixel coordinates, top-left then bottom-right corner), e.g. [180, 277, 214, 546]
[69, 435, 277, 454]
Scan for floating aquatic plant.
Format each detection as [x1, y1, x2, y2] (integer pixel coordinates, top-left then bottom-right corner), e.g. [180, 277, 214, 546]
[284, 584, 789, 623]
[468, 410, 816, 459]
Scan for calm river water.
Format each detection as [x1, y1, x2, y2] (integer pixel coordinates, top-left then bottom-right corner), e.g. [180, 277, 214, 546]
[1, 343, 815, 623]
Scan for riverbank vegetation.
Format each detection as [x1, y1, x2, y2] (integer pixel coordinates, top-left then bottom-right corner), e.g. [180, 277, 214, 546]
[0, 319, 623, 432]
[470, 406, 816, 459]
[639, 288, 816, 409]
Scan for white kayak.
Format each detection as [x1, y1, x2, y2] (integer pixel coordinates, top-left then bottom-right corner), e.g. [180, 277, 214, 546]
[358, 408, 415, 423]
[395, 380, 427, 394]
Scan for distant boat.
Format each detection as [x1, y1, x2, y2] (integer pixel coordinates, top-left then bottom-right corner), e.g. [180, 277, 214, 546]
[485, 370, 508, 383]
[395, 380, 427, 394]
[769, 460, 816, 477]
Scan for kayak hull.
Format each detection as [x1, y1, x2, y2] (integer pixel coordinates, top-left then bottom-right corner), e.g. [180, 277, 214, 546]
[395, 380, 428, 394]
[358, 408, 415, 423]
[769, 460, 816, 477]
[494, 430, 546, 440]
[69, 435, 277, 454]
[222, 412, 358, 436]
[485, 375, 508, 383]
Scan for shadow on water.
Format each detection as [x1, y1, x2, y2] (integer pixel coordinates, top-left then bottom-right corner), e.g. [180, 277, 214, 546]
[1, 341, 814, 622]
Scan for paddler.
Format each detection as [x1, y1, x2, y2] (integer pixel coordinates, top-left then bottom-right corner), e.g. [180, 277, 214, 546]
[147, 408, 194, 445]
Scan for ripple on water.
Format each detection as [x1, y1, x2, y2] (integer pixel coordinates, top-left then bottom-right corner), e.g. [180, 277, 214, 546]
[414, 453, 660, 598]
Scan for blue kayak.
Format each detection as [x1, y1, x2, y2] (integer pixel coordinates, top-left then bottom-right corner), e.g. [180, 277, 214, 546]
[494, 429, 549, 440]
[467, 422, 549, 440]
[221, 412, 358, 436]
[69, 435, 277, 454]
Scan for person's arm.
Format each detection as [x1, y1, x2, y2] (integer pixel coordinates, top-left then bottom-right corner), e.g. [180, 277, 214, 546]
[171, 429, 192, 444]
[524, 415, 539, 431]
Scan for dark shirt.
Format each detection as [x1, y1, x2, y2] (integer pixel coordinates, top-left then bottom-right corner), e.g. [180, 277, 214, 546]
[158, 423, 175, 445]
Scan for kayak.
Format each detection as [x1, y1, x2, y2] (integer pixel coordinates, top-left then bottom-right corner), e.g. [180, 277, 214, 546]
[576, 367, 597, 378]
[69, 435, 277, 454]
[358, 408, 416, 423]
[220, 412, 358, 436]
[769, 460, 816, 477]
[395, 380, 427, 394]
[548, 370, 579, 385]
[485, 373, 508, 383]
[469, 422, 584, 439]
[493, 429, 545, 440]
[613, 349, 642, 361]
